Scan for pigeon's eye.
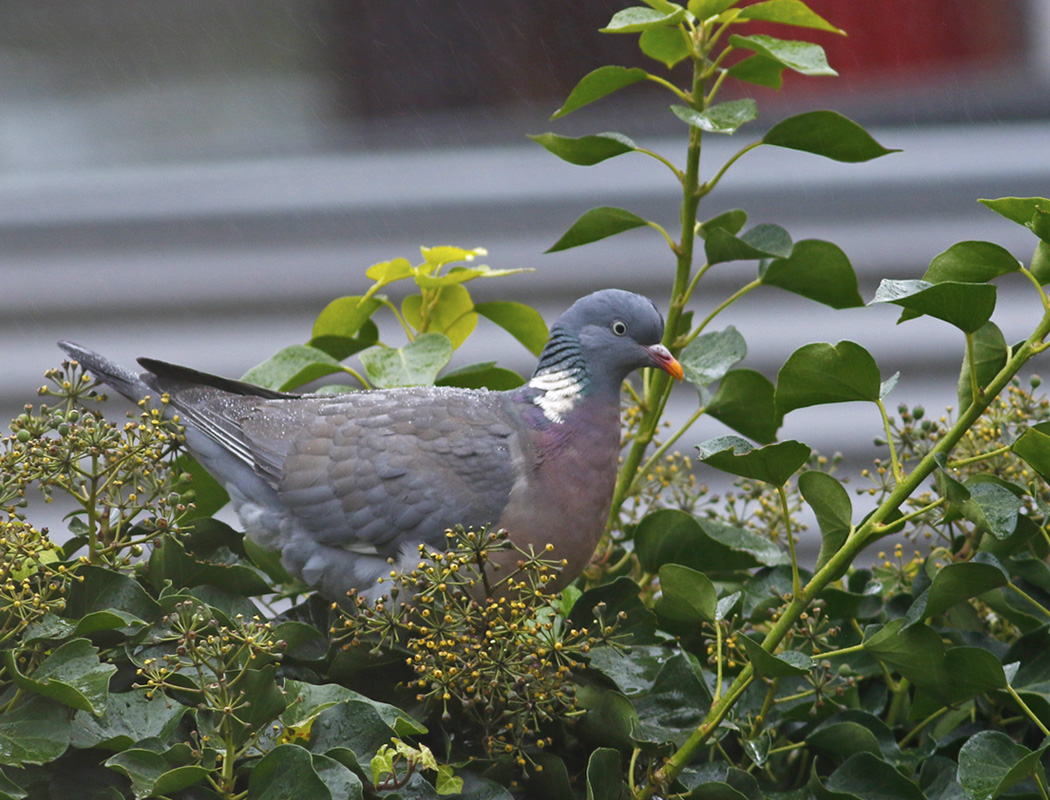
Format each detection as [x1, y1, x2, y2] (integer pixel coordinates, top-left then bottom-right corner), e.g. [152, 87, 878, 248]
[611, 320, 628, 336]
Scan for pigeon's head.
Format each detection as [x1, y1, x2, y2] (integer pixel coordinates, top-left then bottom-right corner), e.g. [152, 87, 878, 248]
[545, 289, 684, 390]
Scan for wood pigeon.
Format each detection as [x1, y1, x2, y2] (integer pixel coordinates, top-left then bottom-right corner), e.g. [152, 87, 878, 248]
[59, 289, 683, 600]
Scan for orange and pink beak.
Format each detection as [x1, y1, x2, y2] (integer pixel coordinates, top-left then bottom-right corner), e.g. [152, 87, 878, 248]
[646, 344, 684, 381]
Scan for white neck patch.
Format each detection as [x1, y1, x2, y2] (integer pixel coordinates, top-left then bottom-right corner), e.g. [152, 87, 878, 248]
[528, 368, 583, 424]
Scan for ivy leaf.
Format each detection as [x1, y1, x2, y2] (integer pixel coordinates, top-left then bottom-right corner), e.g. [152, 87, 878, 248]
[630, 653, 712, 748]
[958, 322, 1007, 413]
[811, 753, 925, 800]
[870, 279, 997, 334]
[775, 340, 882, 416]
[763, 110, 900, 162]
[671, 99, 757, 134]
[547, 206, 650, 252]
[105, 751, 209, 800]
[601, 6, 687, 34]
[635, 508, 788, 573]
[402, 284, 477, 348]
[699, 208, 748, 237]
[737, 0, 845, 34]
[727, 54, 788, 90]
[5, 638, 115, 715]
[696, 435, 810, 486]
[656, 564, 717, 624]
[358, 333, 454, 388]
[474, 301, 548, 356]
[0, 696, 71, 767]
[688, 0, 739, 19]
[706, 369, 780, 444]
[706, 223, 793, 265]
[978, 196, 1050, 227]
[436, 362, 524, 390]
[1012, 421, 1050, 482]
[799, 471, 852, 573]
[242, 345, 347, 392]
[363, 257, 414, 300]
[312, 295, 383, 340]
[760, 239, 863, 308]
[728, 34, 836, 77]
[903, 554, 1009, 628]
[679, 326, 747, 388]
[586, 749, 629, 800]
[527, 132, 636, 166]
[551, 66, 649, 119]
[740, 635, 812, 679]
[957, 731, 1050, 800]
[72, 689, 188, 750]
[640, 24, 691, 68]
[923, 240, 1021, 283]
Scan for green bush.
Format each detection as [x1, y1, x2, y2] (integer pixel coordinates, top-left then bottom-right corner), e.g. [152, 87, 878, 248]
[3, 3, 1050, 798]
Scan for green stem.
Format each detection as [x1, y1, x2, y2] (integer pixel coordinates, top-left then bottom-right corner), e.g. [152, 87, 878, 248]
[947, 444, 1012, 468]
[680, 279, 762, 348]
[633, 406, 705, 492]
[898, 705, 950, 748]
[816, 642, 866, 659]
[875, 398, 904, 485]
[885, 677, 910, 727]
[1007, 581, 1050, 620]
[713, 619, 724, 703]
[966, 332, 981, 407]
[1006, 684, 1050, 736]
[777, 485, 800, 600]
[1020, 266, 1050, 311]
[701, 142, 762, 198]
[637, 304, 1050, 799]
[635, 147, 684, 181]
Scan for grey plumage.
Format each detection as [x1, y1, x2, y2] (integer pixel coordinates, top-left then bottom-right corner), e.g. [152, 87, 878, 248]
[58, 289, 682, 600]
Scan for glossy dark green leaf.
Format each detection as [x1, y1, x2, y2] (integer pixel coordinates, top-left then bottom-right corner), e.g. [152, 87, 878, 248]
[0, 769, 24, 800]
[737, 0, 844, 33]
[312, 295, 383, 340]
[871, 279, 996, 334]
[978, 196, 1050, 226]
[957, 731, 1050, 800]
[551, 66, 649, 119]
[6, 638, 115, 715]
[65, 566, 160, 621]
[656, 564, 717, 624]
[307, 697, 426, 766]
[680, 326, 747, 388]
[958, 321, 1007, 413]
[706, 369, 780, 444]
[726, 54, 787, 89]
[0, 697, 71, 767]
[739, 635, 811, 678]
[671, 99, 757, 134]
[965, 480, 1022, 539]
[697, 435, 810, 485]
[863, 619, 945, 686]
[242, 345, 346, 392]
[764, 110, 900, 162]
[634, 508, 788, 574]
[546, 206, 650, 252]
[358, 333, 454, 388]
[308, 325, 379, 361]
[776, 340, 881, 418]
[436, 362, 524, 390]
[1034, 239, 1050, 286]
[147, 536, 271, 596]
[474, 300, 548, 356]
[1011, 420, 1050, 483]
[728, 34, 836, 76]
[760, 239, 862, 308]
[72, 689, 187, 751]
[640, 24, 691, 68]
[706, 223, 792, 264]
[631, 652, 712, 748]
[799, 471, 852, 573]
[924, 241, 1021, 283]
[105, 750, 208, 800]
[246, 745, 334, 800]
[602, 5, 687, 33]
[808, 711, 898, 761]
[588, 644, 670, 697]
[586, 748, 629, 800]
[1029, 206, 1050, 244]
[699, 209, 748, 237]
[528, 132, 637, 166]
[903, 554, 1009, 628]
[816, 753, 925, 800]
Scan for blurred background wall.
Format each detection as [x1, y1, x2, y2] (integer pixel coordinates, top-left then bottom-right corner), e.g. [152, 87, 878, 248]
[2, 2, 1049, 527]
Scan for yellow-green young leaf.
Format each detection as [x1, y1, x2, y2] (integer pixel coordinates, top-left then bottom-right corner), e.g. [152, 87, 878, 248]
[312, 295, 383, 340]
[401, 284, 477, 348]
[640, 24, 691, 68]
[358, 334, 454, 388]
[241, 345, 347, 392]
[419, 245, 487, 269]
[688, 0, 739, 19]
[528, 132, 637, 166]
[601, 5, 686, 34]
[414, 265, 532, 289]
[435, 765, 463, 796]
[363, 257, 414, 299]
[551, 66, 650, 120]
[738, 0, 844, 34]
[763, 110, 901, 162]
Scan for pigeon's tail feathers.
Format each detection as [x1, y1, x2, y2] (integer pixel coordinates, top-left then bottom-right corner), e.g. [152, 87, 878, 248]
[58, 340, 153, 404]
[137, 358, 295, 401]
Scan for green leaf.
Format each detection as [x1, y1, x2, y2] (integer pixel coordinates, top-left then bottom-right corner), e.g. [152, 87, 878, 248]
[763, 110, 900, 162]
[0, 696, 71, 767]
[871, 279, 997, 334]
[601, 5, 686, 33]
[105, 750, 208, 800]
[775, 340, 881, 416]
[0, 769, 25, 800]
[740, 635, 812, 678]
[957, 730, 1050, 800]
[436, 362, 524, 390]
[588, 645, 669, 698]
[924, 240, 1021, 283]
[958, 321, 1007, 413]
[247, 744, 336, 800]
[639, 25, 691, 68]
[402, 284, 477, 348]
[147, 536, 271, 596]
[552, 66, 650, 119]
[363, 257, 414, 298]
[807, 722, 882, 759]
[586, 748, 629, 800]
[699, 208, 748, 237]
[863, 619, 946, 686]
[738, 0, 844, 33]
[312, 295, 383, 340]
[1032, 208, 1050, 245]
[635, 508, 788, 574]
[307, 695, 427, 762]
[64, 565, 160, 621]
[671, 99, 757, 134]
[473, 300, 548, 356]
[6, 638, 115, 715]
[727, 54, 788, 89]
[1013, 421, 1050, 482]
[903, 554, 1009, 628]
[799, 471, 852, 573]
[242, 345, 346, 392]
[760, 239, 863, 308]
[569, 577, 658, 645]
[966, 479, 1022, 539]
[413, 265, 530, 290]
[529, 131, 636, 166]
[72, 688, 187, 750]
[706, 369, 780, 444]
[979, 196, 1050, 226]
[680, 326, 747, 388]
[630, 652, 713, 748]
[358, 333, 454, 388]
[176, 454, 230, 519]
[688, 0, 739, 19]
[815, 753, 925, 800]
[546, 206, 650, 252]
[656, 564, 718, 624]
[728, 34, 836, 77]
[706, 223, 793, 264]
[696, 435, 810, 485]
